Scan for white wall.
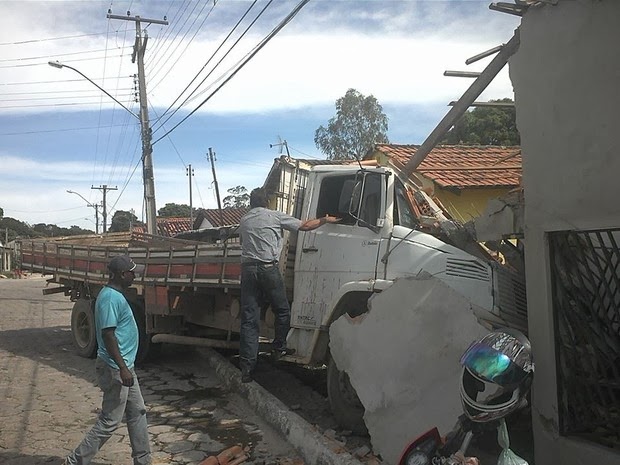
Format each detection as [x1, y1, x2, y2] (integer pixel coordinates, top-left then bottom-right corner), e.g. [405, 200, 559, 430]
[510, 1, 620, 464]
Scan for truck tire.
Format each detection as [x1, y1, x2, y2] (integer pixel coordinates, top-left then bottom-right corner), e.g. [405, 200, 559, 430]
[71, 299, 98, 358]
[326, 355, 368, 435]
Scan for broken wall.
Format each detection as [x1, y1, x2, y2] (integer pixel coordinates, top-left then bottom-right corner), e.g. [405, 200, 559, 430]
[329, 276, 486, 465]
[510, 1, 620, 464]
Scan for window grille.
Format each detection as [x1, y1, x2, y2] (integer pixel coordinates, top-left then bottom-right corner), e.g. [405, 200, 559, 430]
[549, 229, 620, 449]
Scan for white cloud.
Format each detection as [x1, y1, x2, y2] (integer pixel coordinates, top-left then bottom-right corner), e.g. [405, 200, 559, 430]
[0, 1, 522, 231]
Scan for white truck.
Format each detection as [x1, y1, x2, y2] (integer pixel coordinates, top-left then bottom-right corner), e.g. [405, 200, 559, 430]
[18, 155, 526, 433]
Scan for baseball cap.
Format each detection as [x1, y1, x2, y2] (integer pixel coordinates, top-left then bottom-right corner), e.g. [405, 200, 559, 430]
[107, 255, 144, 275]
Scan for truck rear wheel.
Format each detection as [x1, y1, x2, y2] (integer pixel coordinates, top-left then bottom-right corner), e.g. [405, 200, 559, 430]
[326, 355, 368, 435]
[71, 299, 97, 358]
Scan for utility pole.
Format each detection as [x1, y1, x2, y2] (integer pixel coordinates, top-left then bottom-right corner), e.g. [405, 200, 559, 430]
[92, 185, 117, 233]
[107, 11, 168, 235]
[186, 164, 194, 226]
[208, 148, 224, 225]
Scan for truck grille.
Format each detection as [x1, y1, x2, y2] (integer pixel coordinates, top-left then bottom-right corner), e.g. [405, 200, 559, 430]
[445, 257, 490, 282]
[492, 261, 528, 329]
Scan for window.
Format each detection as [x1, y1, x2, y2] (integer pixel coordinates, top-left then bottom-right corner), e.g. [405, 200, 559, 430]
[316, 174, 357, 225]
[314, 171, 387, 229]
[394, 178, 418, 229]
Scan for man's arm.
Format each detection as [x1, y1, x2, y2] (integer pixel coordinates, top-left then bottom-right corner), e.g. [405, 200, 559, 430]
[102, 328, 134, 387]
[299, 214, 341, 231]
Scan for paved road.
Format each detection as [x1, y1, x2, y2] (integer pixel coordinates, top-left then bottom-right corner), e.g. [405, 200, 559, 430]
[0, 277, 300, 465]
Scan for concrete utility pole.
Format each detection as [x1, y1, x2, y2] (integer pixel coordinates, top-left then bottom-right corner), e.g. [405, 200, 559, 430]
[91, 185, 117, 233]
[186, 164, 194, 225]
[208, 148, 224, 225]
[107, 12, 168, 235]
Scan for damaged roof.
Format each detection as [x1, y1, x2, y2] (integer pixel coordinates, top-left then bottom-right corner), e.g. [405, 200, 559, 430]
[372, 144, 522, 189]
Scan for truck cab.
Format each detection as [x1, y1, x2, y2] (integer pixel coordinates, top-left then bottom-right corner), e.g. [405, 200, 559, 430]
[282, 163, 526, 365]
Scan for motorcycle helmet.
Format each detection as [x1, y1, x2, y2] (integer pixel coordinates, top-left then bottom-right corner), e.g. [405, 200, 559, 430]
[459, 327, 534, 422]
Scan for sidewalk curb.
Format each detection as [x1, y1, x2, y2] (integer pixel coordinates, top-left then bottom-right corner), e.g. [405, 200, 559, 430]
[198, 348, 365, 465]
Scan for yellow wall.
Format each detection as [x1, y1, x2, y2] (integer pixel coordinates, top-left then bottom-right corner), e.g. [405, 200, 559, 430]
[434, 187, 512, 223]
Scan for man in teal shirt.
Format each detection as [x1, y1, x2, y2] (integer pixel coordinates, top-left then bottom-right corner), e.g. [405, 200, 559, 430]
[64, 255, 151, 465]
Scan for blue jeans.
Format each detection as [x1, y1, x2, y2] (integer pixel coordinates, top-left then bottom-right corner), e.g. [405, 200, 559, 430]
[239, 262, 290, 374]
[66, 358, 151, 465]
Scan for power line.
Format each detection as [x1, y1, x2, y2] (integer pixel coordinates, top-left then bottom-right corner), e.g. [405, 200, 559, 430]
[0, 32, 113, 46]
[0, 94, 133, 103]
[0, 101, 133, 109]
[0, 54, 131, 69]
[147, 0, 218, 91]
[144, 0, 194, 78]
[0, 46, 131, 63]
[0, 88, 133, 96]
[153, 0, 259, 125]
[0, 76, 133, 86]
[152, 0, 311, 145]
[0, 123, 136, 136]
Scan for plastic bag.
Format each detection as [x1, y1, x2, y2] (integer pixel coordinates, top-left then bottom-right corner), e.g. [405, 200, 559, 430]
[497, 418, 529, 465]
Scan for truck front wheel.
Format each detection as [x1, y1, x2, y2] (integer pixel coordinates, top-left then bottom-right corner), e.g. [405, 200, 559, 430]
[326, 355, 368, 435]
[71, 299, 97, 358]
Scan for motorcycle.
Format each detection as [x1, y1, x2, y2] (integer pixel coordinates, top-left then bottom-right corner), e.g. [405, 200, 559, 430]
[397, 328, 534, 465]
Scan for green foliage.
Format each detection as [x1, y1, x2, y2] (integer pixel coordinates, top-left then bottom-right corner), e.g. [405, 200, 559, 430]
[223, 186, 249, 209]
[442, 99, 520, 146]
[109, 210, 138, 233]
[0, 217, 93, 242]
[315, 88, 389, 160]
[157, 203, 195, 217]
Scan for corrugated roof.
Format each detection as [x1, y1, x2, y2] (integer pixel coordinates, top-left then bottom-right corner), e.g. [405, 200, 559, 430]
[373, 144, 522, 189]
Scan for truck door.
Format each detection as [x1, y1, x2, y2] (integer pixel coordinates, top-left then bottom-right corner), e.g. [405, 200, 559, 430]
[291, 169, 387, 330]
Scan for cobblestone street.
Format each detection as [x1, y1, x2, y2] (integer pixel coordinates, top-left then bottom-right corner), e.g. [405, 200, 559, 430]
[0, 277, 299, 465]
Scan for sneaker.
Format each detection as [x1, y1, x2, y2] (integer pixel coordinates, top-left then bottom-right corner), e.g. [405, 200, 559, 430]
[271, 347, 296, 361]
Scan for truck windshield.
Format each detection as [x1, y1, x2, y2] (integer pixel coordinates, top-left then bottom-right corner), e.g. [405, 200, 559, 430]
[315, 171, 386, 229]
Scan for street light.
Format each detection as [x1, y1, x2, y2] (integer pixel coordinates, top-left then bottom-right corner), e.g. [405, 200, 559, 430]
[49, 58, 158, 235]
[48, 61, 139, 119]
[67, 190, 101, 234]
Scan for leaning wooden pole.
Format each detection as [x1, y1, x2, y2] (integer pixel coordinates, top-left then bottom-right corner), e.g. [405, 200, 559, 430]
[403, 28, 521, 176]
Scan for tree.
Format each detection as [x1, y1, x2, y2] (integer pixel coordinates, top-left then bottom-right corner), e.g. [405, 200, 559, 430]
[0, 207, 3, 218]
[109, 210, 138, 233]
[315, 88, 389, 160]
[223, 186, 250, 209]
[442, 99, 520, 146]
[157, 203, 197, 217]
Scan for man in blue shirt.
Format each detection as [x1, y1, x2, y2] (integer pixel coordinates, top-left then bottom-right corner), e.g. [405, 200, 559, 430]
[64, 255, 150, 465]
[238, 188, 339, 383]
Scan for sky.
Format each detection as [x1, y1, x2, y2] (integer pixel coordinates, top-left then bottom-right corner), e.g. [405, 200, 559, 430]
[0, 0, 521, 232]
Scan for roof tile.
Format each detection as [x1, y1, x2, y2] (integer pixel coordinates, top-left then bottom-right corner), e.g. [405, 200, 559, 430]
[373, 144, 522, 189]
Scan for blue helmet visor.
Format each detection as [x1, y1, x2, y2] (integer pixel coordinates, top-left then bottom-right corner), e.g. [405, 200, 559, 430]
[460, 342, 526, 386]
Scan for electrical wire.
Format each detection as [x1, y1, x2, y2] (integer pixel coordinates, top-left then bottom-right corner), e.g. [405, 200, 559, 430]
[0, 47, 131, 63]
[152, 0, 311, 145]
[152, 0, 259, 126]
[144, 0, 194, 79]
[147, 0, 217, 90]
[0, 32, 113, 46]
[0, 77, 133, 86]
[0, 54, 131, 69]
[0, 124, 134, 136]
